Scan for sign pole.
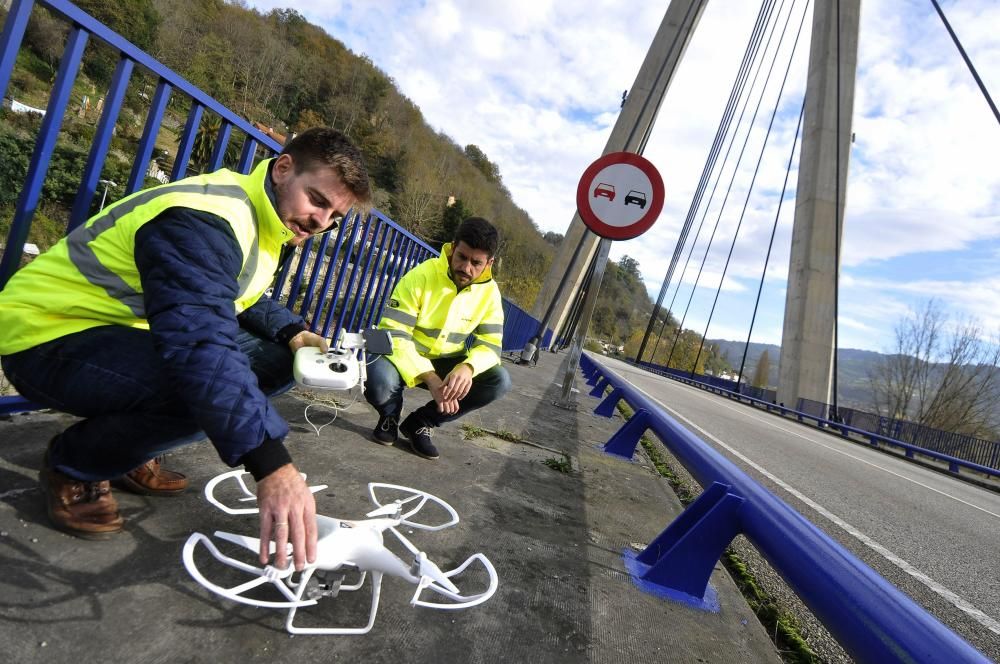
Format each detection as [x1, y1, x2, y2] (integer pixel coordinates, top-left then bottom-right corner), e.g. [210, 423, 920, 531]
[554, 237, 612, 408]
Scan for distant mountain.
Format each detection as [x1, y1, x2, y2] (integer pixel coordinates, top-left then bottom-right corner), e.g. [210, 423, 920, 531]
[707, 339, 883, 409]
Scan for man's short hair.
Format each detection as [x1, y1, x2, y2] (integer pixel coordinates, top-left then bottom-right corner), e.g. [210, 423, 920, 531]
[454, 217, 499, 257]
[280, 127, 372, 203]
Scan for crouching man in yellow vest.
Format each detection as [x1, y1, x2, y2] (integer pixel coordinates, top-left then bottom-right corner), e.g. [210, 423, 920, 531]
[365, 217, 512, 459]
[0, 128, 369, 573]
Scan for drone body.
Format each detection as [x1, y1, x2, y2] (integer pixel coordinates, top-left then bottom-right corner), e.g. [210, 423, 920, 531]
[183, 470, 497, 635]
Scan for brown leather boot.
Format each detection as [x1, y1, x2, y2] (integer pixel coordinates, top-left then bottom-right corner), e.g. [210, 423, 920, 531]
[40, 466, 124, 540]
[118, 457, 188, 496]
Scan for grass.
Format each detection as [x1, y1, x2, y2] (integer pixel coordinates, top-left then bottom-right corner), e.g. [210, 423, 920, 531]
[460, 424, 524, 444]
[460, 424, 488, 439]
[461, 424, 574, 474]
[543, 456, 573, 474]
[612, 394, 818, 663]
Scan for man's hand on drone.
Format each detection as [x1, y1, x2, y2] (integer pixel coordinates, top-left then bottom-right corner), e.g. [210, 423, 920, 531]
[441, 363, 473, 402]
[255, 463, 318, 571]
[288, 330, 328, 353]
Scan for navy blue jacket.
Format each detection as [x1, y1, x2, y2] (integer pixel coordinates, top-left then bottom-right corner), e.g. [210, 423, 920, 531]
[134, 208, 304, 478]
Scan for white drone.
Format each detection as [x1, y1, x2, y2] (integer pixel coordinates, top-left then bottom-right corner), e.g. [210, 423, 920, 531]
[182, 470, 499, 635]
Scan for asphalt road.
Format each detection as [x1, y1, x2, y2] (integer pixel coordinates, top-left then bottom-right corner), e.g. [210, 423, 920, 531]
[594, 356, 1000, 662]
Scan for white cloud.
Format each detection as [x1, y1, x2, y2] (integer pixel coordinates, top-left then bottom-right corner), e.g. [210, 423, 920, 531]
[242, 0, 1000, 349]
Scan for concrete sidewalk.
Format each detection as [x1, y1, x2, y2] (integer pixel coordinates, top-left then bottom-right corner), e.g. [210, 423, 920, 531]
[0, 351, 780, 663]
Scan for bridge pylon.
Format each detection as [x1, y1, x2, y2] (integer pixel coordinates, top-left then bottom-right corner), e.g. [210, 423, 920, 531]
[776, 1, 861, 410]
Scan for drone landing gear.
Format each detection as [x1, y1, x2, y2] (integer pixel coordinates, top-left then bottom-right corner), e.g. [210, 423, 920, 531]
[286, 569, 385, 635]
[300, 568, 366, 601]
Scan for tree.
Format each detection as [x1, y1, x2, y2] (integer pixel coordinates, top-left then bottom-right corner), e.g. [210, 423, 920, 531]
[463, 144, 502, 185]
[190, 114, 239, 173]
[618, 255, 641, 284]
[752, 350, 771, 388]
[439, 198, 472, 245]
[869, 299, 1000, 437]
[542, 231, 563, 246]
[76, 0, 161, 83]
[24, 6, 68, 72]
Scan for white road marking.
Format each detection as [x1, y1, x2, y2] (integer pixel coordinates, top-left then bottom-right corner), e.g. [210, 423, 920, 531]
[638, 385, 1000, 637]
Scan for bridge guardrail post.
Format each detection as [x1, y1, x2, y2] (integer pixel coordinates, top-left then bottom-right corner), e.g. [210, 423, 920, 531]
[624, 481, 744, 610]
[594, 387, 623, 418]
[602, 409, 652, 459]
[588, 377, 609, 397]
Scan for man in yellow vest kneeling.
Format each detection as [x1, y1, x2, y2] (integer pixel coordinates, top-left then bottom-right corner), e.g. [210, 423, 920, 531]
[365, 217, 512, 460]
[0, 128, 370, 573]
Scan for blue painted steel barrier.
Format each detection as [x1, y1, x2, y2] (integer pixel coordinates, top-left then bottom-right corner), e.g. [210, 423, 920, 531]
[0, 0, 547, 416]
[580, 353, 988, 663]
[633, 360, 1000, 479]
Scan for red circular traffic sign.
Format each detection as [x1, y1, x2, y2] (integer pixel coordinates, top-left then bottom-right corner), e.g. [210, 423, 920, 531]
[576, 151, 664, 240]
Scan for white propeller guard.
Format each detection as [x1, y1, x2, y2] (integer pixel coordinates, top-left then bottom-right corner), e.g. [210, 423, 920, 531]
[204, 469, 327, 515]
[182, 532, 316, 609]
[410, 552, 499, 610]
[366, 483, 459, 530]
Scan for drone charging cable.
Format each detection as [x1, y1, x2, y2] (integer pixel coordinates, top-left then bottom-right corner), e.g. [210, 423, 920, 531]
[302, 385, 362, 437]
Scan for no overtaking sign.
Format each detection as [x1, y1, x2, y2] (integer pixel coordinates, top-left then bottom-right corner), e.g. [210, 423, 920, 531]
[575, 151, 664, 240]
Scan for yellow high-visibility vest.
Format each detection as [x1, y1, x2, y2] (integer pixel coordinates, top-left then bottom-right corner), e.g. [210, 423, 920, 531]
[378, 242, 504, 386]
[0, 160, 293, 355]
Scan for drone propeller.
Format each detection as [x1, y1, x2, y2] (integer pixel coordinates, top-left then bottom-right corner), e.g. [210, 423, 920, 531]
[205, 469, 327, 515]
[387, 526, 460, 593]
[364, 492, 424, 518]
[367, 483, 459, 530]
[414, 550, 460, 593]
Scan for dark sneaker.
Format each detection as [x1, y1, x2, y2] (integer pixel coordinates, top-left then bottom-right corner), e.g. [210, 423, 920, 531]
[372, 415, 399, 446]
[117, 456, 188, 496]
[400, 414, 439, 460]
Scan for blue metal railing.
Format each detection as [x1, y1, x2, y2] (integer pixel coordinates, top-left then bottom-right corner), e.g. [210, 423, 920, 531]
[633, 360, 1000, 479]
[580, 353, 987, 664]
[0, 0, 547, 416]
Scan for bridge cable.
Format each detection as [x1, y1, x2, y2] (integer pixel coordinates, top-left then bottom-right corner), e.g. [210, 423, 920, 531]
[736, 99, 806, 390]
[655, 0, 783, 364]
[637, 0, 776, 362]
[929, 0, 1000, 127]
[689, 0, 811, 378]
[832, 0, 842, 420]
[648, 0, 780, 361]
[663, 0, 796, 369]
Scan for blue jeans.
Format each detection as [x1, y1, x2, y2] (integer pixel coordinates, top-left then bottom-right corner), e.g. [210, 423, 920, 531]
[363, 355, 512, 427]
[1, 325, 293, 481]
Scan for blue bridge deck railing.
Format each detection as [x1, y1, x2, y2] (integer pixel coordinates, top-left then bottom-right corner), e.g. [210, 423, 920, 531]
[0, 0, 548, 416]
[580, 353, 987, 664]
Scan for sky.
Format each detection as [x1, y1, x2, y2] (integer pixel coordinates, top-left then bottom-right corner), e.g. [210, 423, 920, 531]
[243, 0, 1000, 353]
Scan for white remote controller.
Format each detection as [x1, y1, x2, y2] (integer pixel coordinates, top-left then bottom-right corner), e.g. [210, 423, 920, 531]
[293, 346, 362, 390]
